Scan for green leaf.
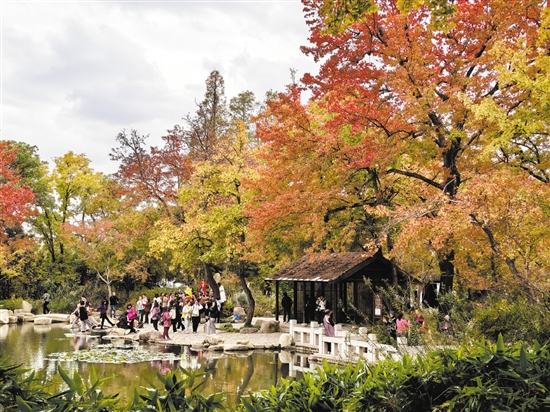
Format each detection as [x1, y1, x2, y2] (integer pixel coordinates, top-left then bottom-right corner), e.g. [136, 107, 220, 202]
[496, 333, 505, 354]
[15, 397, 33, 412]
[519, 346, 528, 375]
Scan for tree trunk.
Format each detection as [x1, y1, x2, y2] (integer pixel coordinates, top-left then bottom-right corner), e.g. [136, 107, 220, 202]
[238, 261, 255, 327]
[203, 263, 220, 298]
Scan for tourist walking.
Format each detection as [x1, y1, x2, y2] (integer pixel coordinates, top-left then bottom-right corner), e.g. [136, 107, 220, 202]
[109, 292, 119, 318]
[161, 307, 172, 340]
[323, 309, 335, 337]
[316, 296, 326, 323]
[97, 299, 114, 329]
[42, 292, 50, 314]
[191, 299, 203, 333]
[282, 292, 293, 323]
[150, 301, 160, 331]
[79, 300, 95, 333]
[206, 297, 218, 335]
[126, 304, 137, 333]
[182, 300, 192, 333]
[396, 313, 410, 336]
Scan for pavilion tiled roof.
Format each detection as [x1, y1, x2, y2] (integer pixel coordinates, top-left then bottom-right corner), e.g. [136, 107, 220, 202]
[265, 251, 382, 283]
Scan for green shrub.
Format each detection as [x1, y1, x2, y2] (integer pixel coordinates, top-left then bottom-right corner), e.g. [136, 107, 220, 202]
[472, 294, 550, 344]
[238, 336, 550, 412]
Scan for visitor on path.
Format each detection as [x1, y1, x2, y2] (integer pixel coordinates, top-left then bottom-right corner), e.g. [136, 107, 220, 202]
[414, 309, 427, 332]
[117, 309, 137, 334]
[282, 292, 293, 323]
[315, 296, 326, 323]
[109, 292, 119, 318]
[71, 302, 81, 329]
[97, 299, 114, 329]
[161, 307, 172, 340]
[191, 299, 203, 333]
[182, 300, 192, 333]
[79, 300, 95, 333]
[206, 297, 218, 335]
[396, 313, 410, 336]
[150, 300, 160, 331]
[305, 294, 312, 323]
[42, 292, 50, 314]
[174, 297, 184, 332]
[323, 309, 335, 337]
[383, 310, 397, 343]
[217, 282, 226, 323]
[169, 303, 178, 333]
[136, 296, 144, 324]
[126, 304, 137, 333]
[142, 296, 151, 325]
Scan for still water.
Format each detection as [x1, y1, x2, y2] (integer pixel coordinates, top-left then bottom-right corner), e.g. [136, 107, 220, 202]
[0, 323, 306, 408]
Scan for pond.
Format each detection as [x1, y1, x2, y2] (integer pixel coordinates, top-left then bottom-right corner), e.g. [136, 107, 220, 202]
[0, 323, 306, 408]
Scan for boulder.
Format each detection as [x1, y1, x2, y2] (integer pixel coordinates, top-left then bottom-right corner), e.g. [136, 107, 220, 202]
[8, 316, 18, 324]
[259, 320, 280, 333]
[207, 345, 225, 351]
[22, 300, 33, 313]
[191, 343, 206, 351]
[239, 327, 258, 334]
[33, 317, 52, 325]
[0, 309, 9, 324]
[279, 333, 294, 348]
[235, 339, 250, 345]
[138, 330, 163, 342]
[253, 319, 265, 328]
[204, 335, 223, 345]
[264, 311, 274, 318]
[233, 307, 246, 318]
[46, 314, 71, 323]
[109, 328, 129, 337]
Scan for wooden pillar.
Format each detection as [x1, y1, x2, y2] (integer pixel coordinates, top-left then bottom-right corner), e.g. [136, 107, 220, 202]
[292, 281, 298, 319]
[275, 281, 280, 321]
[302, 281, 307, 323]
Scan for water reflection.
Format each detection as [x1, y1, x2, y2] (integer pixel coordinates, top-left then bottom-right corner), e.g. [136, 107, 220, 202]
[0, 324, 308, 407]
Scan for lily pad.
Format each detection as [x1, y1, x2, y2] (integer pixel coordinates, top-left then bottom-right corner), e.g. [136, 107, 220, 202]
[48, 343, 178, 364]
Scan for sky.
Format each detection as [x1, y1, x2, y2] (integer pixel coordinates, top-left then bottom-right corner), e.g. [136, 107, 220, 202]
[1, 0, 318, 174]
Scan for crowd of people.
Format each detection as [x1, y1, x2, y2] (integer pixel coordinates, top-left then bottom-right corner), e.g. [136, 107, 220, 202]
[70, 282, 227, 340]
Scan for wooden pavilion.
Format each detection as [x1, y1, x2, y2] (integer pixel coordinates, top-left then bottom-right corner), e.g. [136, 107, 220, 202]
[266, 250, 407, 325]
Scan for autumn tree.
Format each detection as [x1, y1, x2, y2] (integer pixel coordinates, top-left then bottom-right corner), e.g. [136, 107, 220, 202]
[0, 142, 38, 297]
[0, 142, 35, 230]
[250, 0, 548, 296]
[110, 129, 192, 219]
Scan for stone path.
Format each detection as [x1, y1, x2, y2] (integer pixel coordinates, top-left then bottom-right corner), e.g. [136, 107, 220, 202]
[99, 317, 288, 350]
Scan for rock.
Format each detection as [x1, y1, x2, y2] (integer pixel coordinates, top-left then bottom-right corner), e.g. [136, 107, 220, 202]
[205, 336, 223, 345]
[207, 344, 225, 351]
[264, 311, 274, 318]
[235, 339, 250, 345]
[109, 328, 128, 337]
[253, 319, 265, 328]
[139, 330, 163, 342]
[233, 307, 246, 318]
[8, 316, 18, 324]
[34, 317, 52, 325]
[259, 320, 280, 333]
[279, 333, 294, 348]
[0, 309, 9, 324]
[191, 343, 206, 351]
[45, 314, 71, 323]
[239, 327, 258, 334]
[22, 300, 33, 313]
